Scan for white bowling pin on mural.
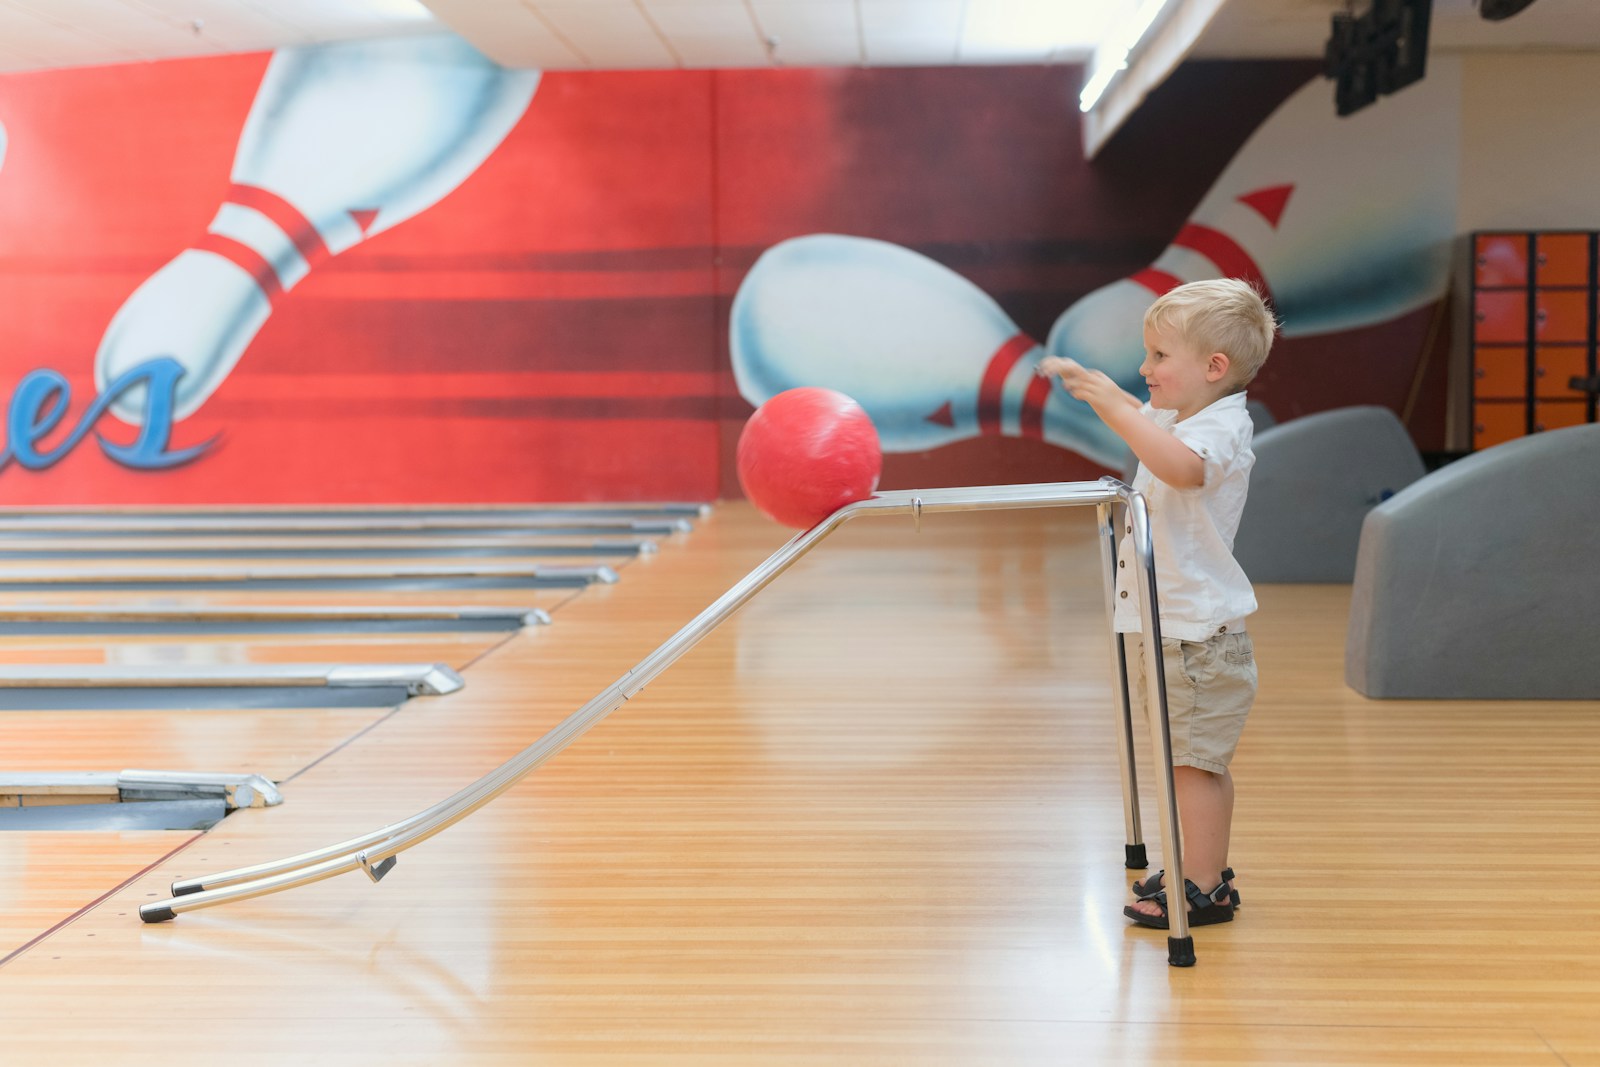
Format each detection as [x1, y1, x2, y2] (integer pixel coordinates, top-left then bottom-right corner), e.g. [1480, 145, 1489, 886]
[1050, 56, 1462, 381]
[95, 35, 539, 424]
[731, 234, 1129, 466]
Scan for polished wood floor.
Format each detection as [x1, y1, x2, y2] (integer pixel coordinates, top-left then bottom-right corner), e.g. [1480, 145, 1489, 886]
[0, 502, 1596, 1065]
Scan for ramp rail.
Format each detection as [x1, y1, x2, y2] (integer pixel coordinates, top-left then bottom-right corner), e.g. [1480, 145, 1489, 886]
[140, 479, 1194, 965]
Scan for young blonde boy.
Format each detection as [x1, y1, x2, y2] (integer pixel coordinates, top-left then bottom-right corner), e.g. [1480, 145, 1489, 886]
[1038, 277, 1276, 929]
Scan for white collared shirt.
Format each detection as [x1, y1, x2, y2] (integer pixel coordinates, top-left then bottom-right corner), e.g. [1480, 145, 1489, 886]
[1113, 392, 1257, 640]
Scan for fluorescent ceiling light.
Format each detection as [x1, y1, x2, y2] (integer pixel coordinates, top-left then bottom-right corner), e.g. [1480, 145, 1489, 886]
[1079, 0, 1172, 112]
[355, 0, 437, 22]
[960, 0, 1116, 57]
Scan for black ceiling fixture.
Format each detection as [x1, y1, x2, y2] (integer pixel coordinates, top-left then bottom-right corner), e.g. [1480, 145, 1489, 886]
[1476, 0, 1540, 20]
[1324, 0, 1433, 117]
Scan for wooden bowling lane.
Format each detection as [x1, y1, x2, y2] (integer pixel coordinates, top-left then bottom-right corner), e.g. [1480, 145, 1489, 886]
[0, 503, 694, 990]
[8, 503, 1593, 1063]
[0, 701, 403, 967]
[0, 833, 200, 967]
[0, 704, 395, 783]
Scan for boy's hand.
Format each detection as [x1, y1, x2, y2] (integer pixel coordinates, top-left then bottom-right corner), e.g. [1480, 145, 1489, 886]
[1039, 354, 1198, 487]
[1038, 355, 1143, 412]
[1035, 355, 1085, 384]
[1062, 368, 1127, 412]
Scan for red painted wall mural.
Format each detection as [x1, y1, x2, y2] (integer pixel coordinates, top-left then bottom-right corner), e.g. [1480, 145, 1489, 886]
[0, 36, 1455, 504]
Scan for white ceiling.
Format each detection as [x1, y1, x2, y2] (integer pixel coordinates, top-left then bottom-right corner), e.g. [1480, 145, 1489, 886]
[0, 0, 1593, 75]
[1193, 0, 1600, 58]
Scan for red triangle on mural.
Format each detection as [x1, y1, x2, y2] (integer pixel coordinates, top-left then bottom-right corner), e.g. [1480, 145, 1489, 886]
[926, 401, 955, 428]
[349, 209, 380, 235]
[1236, 185, 1294, 229]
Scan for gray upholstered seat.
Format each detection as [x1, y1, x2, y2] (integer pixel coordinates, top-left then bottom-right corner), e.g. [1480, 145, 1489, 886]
[1346, 422, 1600, 699]
[1235, 406, 1425, 583]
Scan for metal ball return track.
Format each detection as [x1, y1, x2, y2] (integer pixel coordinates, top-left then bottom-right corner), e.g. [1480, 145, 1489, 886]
[139, 479, 1198, 967]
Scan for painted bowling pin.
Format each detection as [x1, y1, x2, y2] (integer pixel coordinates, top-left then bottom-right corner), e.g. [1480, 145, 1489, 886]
[731, 234, 1129, 467]
[95, 34, 539, 424]
[1050, 56, 1462, 382]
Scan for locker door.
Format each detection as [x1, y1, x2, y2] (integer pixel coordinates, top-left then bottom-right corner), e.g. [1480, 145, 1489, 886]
[1534, 290, 1589, 343]
[1472, 400, 1526, 449]
[1474, 233, 1528, 288]
[1474, 290, 1527, 343]
[1534, 233, 1591, 287]
[1533, 348, 1590, 400]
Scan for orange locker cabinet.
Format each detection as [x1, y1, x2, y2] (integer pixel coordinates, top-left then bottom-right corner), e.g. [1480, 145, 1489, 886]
[1471, 231, 1598, 451]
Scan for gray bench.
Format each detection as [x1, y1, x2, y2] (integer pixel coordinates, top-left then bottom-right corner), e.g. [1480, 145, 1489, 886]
[1235, 406, 1425, 583]
[1346, 422, 1600, 698]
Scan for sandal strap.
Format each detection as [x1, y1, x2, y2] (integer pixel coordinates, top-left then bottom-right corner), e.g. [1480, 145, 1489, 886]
[1145, 867, 1232, 889]
[1182, 878, 1233, 911]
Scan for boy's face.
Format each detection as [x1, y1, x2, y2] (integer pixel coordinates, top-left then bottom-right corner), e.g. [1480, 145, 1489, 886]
[1139, 323, 1231, 420]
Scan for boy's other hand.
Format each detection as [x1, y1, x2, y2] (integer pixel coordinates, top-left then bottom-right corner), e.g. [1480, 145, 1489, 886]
[1036, 355, 1084, 382]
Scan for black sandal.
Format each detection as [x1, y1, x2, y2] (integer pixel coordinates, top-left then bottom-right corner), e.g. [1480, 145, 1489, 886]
[1123, 877, 1236, 929]
[1132, 866, 1241, 908]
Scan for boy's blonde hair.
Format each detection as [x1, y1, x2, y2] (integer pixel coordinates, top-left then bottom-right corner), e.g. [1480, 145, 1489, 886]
[1143, 278, 1278, 387]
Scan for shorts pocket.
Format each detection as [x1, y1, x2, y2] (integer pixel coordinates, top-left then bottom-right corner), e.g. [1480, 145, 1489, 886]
[1160, 637, 1200, 689]
[1223, 634, 1255, 666]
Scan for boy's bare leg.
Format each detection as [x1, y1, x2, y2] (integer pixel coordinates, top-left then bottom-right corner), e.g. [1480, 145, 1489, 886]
[1128, 765, 1234, 918]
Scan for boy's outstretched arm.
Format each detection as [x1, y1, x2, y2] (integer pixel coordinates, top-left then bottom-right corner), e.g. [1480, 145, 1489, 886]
[1037, 357, 1204, 489]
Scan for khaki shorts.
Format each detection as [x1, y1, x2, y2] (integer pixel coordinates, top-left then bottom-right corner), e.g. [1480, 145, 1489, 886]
[1124, 632, 1256, 774]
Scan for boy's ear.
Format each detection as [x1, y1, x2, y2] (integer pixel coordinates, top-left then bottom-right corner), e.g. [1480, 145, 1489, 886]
[1206, 351, 1232, 383]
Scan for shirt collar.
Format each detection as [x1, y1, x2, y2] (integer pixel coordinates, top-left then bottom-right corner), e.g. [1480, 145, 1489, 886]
[1178, 391, 1248, 424]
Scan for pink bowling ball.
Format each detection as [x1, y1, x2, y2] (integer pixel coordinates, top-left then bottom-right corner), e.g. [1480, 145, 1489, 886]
[737, 388, 882, 529]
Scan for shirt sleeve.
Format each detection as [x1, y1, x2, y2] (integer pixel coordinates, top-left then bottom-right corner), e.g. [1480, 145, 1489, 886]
[1169, 408, 1247, 488]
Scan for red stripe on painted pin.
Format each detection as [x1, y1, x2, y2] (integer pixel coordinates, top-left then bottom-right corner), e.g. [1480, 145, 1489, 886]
[1020, 373, 1054, 440]
[1131, 268, 1183, 296]
[1171, 223, 1275, 304]
[193, 233, 283, 302]
[225, 183, 332, 269]
[978, 332, 1036, 435]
